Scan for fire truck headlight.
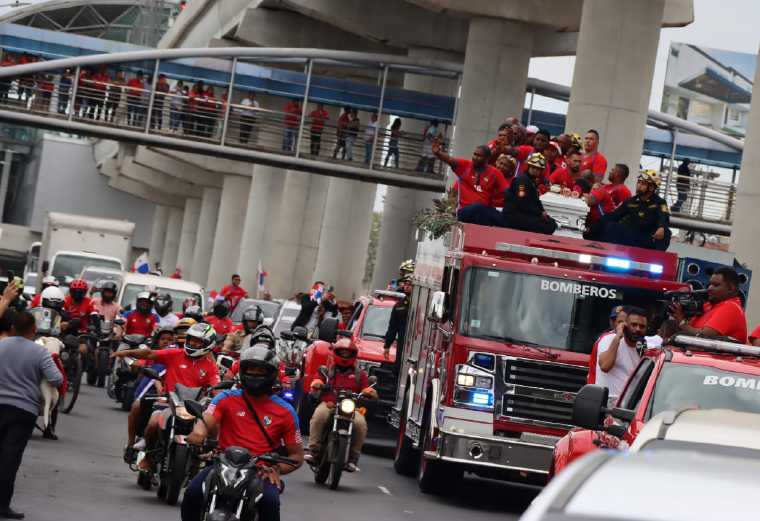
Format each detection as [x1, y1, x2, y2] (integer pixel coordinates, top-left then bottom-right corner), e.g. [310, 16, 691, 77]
[456, 373, 475, 387]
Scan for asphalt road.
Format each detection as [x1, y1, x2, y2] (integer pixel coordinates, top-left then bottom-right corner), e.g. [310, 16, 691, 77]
[14, 386, 535, 521]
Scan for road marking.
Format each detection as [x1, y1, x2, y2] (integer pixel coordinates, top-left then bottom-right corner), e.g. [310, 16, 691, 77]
[378, 485, 391, 495]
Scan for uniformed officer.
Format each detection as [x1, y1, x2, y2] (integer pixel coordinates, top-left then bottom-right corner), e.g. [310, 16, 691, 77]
[384, 275, 412, 376]
[596, 170, 671, 250]
[502, 153, 557, 235]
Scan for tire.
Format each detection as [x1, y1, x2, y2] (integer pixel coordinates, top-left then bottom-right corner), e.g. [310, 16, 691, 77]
[297, 395, 315, 437]
[137, 471, 152, 491]
[86, 365, 97, 386]
[121, 384, 135, 412]
[156, 475, 167, 500]
[417, 401, 461, 495]
[166, 444, 190, 506]
[60, 354, 83, 414]
[328, 434, 349, 490]
[313, 433, 330, 485]
[96, 349, 109, 387]
[393, 392, 419, 476]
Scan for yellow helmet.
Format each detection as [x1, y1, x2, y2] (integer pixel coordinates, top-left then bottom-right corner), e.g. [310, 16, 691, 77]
[175, 317, 198, 345]
[637, 169, 661, 188]
[525, 152, 546, 169]
[569, 133, 583, 150]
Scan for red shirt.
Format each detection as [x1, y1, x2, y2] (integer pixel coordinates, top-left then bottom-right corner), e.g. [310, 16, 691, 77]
[208, 390, 301, 453]
[220, 284, 248, 311]
[63, 296, 95, 332]
[309, 109, 329, 132]
[31, 294, 42, 308]
[453, 158, 508, 209]
[206, 315, 234, 335]
[586, 185, 616, 226]
[126, 78, 144, 96]
[152, 348, 220, 392]
[549, 168, 579, 190]
[284, 101, 301, 128]
[319, 367, 369, 404]
[689, 297, 747, 344]
[125, 310, 157, 336]
[581, 151, 607, 181]
[604, 183, 632, 207]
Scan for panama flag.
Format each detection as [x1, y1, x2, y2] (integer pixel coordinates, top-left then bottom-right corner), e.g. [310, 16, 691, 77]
[257, 259, 267, 292]
[132, 252, 150, 274]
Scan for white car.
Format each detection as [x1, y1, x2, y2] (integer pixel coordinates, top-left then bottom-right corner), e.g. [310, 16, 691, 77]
[272, 300, 301, 337]
[118, 272, 205, 313]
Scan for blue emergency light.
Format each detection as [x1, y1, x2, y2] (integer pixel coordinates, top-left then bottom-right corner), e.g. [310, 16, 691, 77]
[471, 392, 492, 406]
[606, 257, 631, 270]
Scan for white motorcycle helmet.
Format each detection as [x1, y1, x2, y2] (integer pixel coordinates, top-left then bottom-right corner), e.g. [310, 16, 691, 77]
[40, 286, 65, 311]
[184, 323, 216, 358]
[41, 275, 59, 288]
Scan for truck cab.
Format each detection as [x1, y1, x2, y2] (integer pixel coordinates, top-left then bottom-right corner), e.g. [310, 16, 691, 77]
[553, 336, 760, 476]
[390, 223, 687, 493]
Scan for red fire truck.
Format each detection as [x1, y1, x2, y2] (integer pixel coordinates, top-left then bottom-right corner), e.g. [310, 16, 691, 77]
[389, 223, 688, 493]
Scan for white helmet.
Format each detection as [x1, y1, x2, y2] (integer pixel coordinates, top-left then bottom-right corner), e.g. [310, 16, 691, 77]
[41, 286, 65, 310]
[184, 323, 216, 358]
[42, 275, 59, 287]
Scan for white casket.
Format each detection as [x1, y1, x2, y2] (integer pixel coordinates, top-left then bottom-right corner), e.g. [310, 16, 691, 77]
[540, 192, 589, 238]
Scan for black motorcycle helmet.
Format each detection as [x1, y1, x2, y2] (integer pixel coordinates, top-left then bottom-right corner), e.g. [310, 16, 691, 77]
[98, 280, 118, 302]
[154, 293, 173, 317]
[249, 326, 276, 350]
[238, 344, 280, 395]
[242, 306, 263, 334]
[212, 299, 230, 319]
[183, 305, 204, 323]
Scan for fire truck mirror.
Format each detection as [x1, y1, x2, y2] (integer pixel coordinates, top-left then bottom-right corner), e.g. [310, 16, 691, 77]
[428, 291, 448, 323]
[572, 384, 609, 430]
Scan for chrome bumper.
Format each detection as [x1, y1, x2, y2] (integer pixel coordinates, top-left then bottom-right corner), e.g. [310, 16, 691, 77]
[428, 430, 559, 476]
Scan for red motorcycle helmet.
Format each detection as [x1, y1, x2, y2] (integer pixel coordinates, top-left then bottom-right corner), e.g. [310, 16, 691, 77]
[332, 342, 358, 369]
[69, 279, 88, 300]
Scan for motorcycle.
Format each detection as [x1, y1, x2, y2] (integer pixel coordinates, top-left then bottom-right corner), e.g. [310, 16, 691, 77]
[108, 333, 148, 411]
[185, 400, 299, 521]
[83, 313, 116, 387]
[277, 326, 309, 405]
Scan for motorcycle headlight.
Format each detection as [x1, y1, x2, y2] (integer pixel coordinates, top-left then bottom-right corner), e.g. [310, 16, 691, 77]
[339, 399, 356, 416]
[220, 466, 249, 487]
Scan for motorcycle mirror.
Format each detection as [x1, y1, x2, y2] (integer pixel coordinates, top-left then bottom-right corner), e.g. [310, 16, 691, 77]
[284, 367, 297, 377]
[280, 331, 294, 341]
[184, 400, 205, 419]
[141, 367, 161, 380]
[219, 356, 234, 369]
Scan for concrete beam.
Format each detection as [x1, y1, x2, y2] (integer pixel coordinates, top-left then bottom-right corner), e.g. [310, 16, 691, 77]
[119, 156, 203, 199]
[533, 30, 578, 58]
[105, 173, 184, 208]
[148, 205, 170, 267]
[159, 0, 253, 49]
[157, 148, 254, 177]
[136, 147, 224, 188]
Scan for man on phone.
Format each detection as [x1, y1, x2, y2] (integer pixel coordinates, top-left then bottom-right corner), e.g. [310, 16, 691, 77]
[596, 307, 649, 401]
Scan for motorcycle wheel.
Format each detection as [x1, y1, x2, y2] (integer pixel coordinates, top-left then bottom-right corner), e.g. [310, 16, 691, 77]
[60, 354, 83, 414]
[105, 374, 116, 400]
[156, 475, 167, 500]
[96, 349, 110, 387]
[121, 385, 135, 412]
[313, 439, 330, 485]
[166, 444, 190, 506]
[86, 366, 97, 386]
[328, 433, 348, 490]
[137, 471, 152, 491]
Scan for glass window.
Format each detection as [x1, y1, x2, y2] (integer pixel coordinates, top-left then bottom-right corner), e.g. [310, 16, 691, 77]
[52, 254, 122, 285]
[648, 364, 760, 419]
[229, 299, 280, 322]
[360, 305, 392, 339]
[459, 268, 667, 354]
[273, 307, 301, 336]
[120, 283, 200, 313]
[618, 359, 655, 410]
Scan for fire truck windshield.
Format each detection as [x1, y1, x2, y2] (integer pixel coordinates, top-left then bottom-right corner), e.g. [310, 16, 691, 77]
[460, 268, 666, 353]
[361, 305, 393, 339]
[648, 365, 760, 418]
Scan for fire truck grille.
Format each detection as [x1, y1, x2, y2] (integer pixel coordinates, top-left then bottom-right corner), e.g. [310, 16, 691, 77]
[500, 358, 587, 428]
[368, 363, 397, 401]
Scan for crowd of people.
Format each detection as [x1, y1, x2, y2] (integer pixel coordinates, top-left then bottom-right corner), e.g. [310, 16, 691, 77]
[439, 119, 672, 251]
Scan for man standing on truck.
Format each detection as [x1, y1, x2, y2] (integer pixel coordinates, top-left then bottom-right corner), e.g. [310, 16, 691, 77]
[596, 307, 649, 400]
[502, 153, 558, 235]
[220, 274, 248, 313]
[384, 275, 411, 372]
[670, 267, 747, 343]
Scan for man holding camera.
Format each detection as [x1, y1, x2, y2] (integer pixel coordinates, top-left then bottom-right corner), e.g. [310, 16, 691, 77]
[670, 267, 747, 344]
[596, 307, 649, 400]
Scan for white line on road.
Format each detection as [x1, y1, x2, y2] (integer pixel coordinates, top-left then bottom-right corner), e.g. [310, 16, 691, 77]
[378, 485, 392, 495]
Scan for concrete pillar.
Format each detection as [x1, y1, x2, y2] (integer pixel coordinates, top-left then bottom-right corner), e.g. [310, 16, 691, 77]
[292, 176, 330, 294]
[161, 207, 183, 274]
[313, 179, 376, 299]
[731, 48, 760, 326]
[453, 17, 534, 157]
[207, 175, 251, 290]
[176, 197, 202, 276]
[565, 0, 665, 188]
[148, 205, 170, 268]
[236, 165, 284, 290]
[191, 187, 221, 286]
[371, 48, 458, 289]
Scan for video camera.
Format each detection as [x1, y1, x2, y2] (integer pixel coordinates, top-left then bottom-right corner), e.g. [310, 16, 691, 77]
[663, 289, 709, 318]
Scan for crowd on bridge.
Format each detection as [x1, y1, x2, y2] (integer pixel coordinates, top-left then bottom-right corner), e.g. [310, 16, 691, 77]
[439, 118, 672, 251]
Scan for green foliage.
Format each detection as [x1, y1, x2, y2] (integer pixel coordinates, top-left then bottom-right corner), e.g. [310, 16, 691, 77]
[363, 211, 382, 285]
[414, 190, 457, 240]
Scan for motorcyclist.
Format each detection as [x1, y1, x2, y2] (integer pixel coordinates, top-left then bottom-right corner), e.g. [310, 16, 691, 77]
[306, 343, 378, 472]
[206, 297, 234, 335]
[154, 293, 179, 330]
[30, 275, 59, 307]
[91, 280, 122, 322]
[174, 317, 197, 347]
[223, 306, 266, 357]
[125, 291, 157, 336]
[111, 322, 220, 470]
[63, 279, 95, 334]
[39, 286, 65, 313]
[183, 304, 204, 323]
[182, 344, 304, 521]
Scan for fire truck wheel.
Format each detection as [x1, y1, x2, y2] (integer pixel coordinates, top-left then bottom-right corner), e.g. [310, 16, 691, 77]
[393, 392, 418, 476]
[417, 405, 461, 494]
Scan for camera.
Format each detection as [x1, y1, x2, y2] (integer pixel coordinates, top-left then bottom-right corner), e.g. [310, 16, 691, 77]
[664, 289, 708, 318]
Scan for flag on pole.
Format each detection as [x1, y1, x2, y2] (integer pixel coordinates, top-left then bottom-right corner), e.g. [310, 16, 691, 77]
[132, 253, 150, 274]
[257, 259, 267, 293]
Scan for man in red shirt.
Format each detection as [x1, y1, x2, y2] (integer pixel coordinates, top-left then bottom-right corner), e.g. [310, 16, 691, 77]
[550, 151, 582, 191]
[579, 172, 616, 238]
[205, 299, 234, 335]
[126, 72, 145, 127]
[670, 267, 747, 343]
[603, 163, 632, 207]
[487, 124, 513, 165]
[220, 274, 248, 312]
[282, 98, 302, 152]
[63, 279, 95, 334]
[580, 129, 608, 181]
[309, 103, 329, 156]
[183, 345, 303, 521]
[125, 291, 157, 336]
[307, 342, 377, 471]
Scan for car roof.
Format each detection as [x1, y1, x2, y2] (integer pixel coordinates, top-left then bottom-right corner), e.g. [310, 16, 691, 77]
[120, 272, 203, 293]
[521, 449, 759, 521]
[631, 409, 760, 452]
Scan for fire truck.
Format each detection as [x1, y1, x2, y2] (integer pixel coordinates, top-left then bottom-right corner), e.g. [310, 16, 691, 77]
[389, 223, 688, 493]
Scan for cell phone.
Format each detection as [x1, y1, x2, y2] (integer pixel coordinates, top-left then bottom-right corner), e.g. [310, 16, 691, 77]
[8, 271, 22, 291]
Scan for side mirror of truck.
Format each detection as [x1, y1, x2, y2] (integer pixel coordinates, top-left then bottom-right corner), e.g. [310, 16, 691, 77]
[41, 261, 49, 274]
[428, 291, 448, 323]
[572, 384, 609, 430]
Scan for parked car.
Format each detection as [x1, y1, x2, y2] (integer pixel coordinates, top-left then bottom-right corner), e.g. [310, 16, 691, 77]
[118, 273, 205, 313]
[230, 298, 281, 327]
[272, 300, 302, 337]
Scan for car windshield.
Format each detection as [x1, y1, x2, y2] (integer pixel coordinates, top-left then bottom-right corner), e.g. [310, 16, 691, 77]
[81, 269, 123, 289]
[273, 306, 301, 336]
[230, 299, 281, 322]
[121, 283, 200, 313]
[459, 268, 666, 353]
[648, 364, 760, 418]
[52, 255, 122, 286]
[361, 305, 393, 339]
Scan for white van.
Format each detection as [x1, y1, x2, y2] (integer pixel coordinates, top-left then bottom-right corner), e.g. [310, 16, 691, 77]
[118, 273, 205, 313]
